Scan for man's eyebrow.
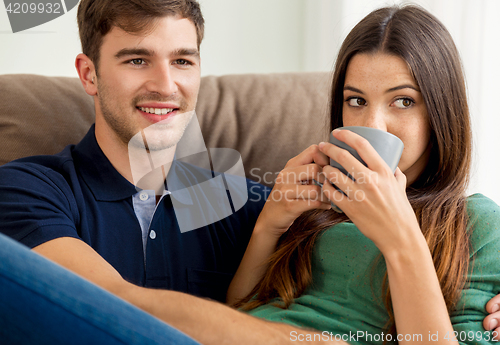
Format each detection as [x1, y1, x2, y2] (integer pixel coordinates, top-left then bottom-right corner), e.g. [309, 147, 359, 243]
[172, 48, 200, 58]
[114, 48, 200, 60]
[343, 84, 420, 94]
[114, 48, 154, 59]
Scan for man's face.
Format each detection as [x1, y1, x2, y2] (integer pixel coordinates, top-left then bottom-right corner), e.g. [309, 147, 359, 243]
[94, 15, 200, 151]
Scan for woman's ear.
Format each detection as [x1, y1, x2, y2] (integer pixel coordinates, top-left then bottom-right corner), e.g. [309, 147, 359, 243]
[75, 53, 98, 96]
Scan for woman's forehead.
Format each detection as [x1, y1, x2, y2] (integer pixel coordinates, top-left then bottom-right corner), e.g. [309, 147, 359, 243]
[344, 53, 418, 91]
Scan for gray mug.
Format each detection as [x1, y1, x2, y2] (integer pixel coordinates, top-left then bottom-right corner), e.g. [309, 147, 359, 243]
[318, 126, 404, 213]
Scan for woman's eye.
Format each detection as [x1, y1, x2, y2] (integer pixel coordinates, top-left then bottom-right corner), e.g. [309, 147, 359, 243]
[347, 97, 367, 107]
[130, 59, 145, 65]
[392, 98, 414, 108]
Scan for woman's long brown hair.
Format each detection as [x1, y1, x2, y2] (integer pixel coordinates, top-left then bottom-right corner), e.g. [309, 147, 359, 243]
[236, 5, 472, 337]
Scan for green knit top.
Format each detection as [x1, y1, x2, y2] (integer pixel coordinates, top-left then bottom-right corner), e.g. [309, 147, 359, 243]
[247, 194, 500, 344]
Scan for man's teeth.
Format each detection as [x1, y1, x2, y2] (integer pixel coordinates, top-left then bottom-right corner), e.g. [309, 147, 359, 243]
[138, 107, 175, 115]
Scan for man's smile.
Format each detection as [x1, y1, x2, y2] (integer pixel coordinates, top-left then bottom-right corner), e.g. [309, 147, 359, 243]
[138, 107, 176, 115]
[135, 102, 181, 123]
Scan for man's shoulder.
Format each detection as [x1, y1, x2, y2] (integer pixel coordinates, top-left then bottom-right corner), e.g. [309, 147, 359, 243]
[0, 145, 77, 186]
[0, 146, 83, 248]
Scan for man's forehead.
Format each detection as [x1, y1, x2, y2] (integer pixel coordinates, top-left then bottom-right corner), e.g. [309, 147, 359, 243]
[101, 16, 198, 53]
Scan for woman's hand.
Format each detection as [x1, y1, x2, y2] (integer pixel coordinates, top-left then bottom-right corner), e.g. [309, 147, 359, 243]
[256, 144, 332, 238]
[484, 294, 500, 341]
[318, 129, 421, 255]
[227, 145, 331, 305]
[320, 129, 457, 340]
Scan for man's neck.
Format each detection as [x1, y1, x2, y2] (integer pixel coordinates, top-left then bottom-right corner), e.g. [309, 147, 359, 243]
[95, 122, 175, 195]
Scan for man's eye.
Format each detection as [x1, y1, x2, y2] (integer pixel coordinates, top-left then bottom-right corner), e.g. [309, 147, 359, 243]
[129, 59, 145, 65]
[347, 97, 367, 107]
[175, 59, 192, 66]
[392, 98, 414, 109]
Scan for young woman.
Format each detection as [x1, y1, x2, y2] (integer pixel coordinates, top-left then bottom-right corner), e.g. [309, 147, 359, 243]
[228, 4, 500, 343]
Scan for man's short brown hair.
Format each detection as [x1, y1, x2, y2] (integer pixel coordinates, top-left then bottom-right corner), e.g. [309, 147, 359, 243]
[77, 0, 204, 73]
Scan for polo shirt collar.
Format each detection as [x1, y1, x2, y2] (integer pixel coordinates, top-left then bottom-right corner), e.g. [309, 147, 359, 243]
[73, 125, 138, 201]
[73, 125, 197, 203]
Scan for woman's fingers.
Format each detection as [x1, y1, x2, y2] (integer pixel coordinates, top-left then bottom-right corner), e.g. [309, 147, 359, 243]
[321, 165, 356, 198]
[277, 163, 323, 185]
[484, 295, 500, 341]
[285, 144, 329, 169]
[486, 295, 500, 314]
[318, 141, 368, 181]
[259, 182, 330, 235]
[274, 144, 334, 209]
[394, 167, 407, 189]
[279, 198, 332, 213]
[255, 144, 334, 236]
[319, 175, 348, 210]
[326, 129, 391, 174]
[483, 312, 500, 341]
[269, 184, 329, 204]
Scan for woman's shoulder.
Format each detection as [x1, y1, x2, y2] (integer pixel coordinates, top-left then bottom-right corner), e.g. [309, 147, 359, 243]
[466, 193, 500, 222]
[466, 193, 500, 254]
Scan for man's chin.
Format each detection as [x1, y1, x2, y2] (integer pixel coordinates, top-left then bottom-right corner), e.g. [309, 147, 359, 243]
[144, 141, 177, 152]
[128, 133, 179, 152]
[128, 109, 195, 151]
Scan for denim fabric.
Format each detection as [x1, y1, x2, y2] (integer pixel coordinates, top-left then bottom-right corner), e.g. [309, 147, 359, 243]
[0, 233, 201, 345]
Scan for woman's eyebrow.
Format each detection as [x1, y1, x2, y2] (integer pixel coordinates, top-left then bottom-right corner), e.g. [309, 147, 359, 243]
[385, 84, 420, 93]
[344, 85, 364, 94]
[344, 84, 421, 94]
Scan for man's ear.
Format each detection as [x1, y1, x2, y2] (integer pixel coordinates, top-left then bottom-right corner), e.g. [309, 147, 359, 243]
[75, 53, 98, 96]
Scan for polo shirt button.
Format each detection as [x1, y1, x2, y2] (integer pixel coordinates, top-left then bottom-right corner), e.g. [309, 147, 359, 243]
[150, 230, 157, 239]
[139, 192, 149, 201]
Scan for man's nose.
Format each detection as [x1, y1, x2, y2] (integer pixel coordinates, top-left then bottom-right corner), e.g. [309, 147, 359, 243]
[146, 63, 178, 96]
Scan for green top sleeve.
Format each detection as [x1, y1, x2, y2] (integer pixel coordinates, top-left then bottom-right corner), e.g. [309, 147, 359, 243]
[450, 194, 500, 344]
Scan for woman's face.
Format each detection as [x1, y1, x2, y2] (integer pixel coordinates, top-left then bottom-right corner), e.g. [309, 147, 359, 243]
[342, 52, 431, 185]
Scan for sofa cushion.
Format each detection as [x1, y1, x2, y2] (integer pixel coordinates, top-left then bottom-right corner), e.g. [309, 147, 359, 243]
[0, 74, 95, 166]
[0, 73, 331, 187]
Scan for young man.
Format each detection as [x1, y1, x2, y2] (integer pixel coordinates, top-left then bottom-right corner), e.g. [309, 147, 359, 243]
[0, 0, 267, 303]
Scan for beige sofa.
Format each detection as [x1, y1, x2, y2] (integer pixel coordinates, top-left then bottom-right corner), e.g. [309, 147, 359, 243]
[0, 73, 332, 187]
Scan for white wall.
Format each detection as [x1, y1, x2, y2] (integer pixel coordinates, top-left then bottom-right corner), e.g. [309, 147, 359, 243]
[0, 0, 306, 77]
[0, 3, 81, 77]
[198, 0, 305, 76]
[1, 0, 498, 203]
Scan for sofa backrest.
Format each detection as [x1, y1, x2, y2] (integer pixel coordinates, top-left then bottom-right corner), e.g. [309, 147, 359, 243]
[0, 73, 331, 187]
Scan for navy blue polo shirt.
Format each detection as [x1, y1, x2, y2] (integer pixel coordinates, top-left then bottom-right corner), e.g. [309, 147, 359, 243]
[0, 125, 269, 302]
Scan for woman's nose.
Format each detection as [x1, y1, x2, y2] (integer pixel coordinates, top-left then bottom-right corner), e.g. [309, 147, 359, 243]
[361, 108, 387, 132]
